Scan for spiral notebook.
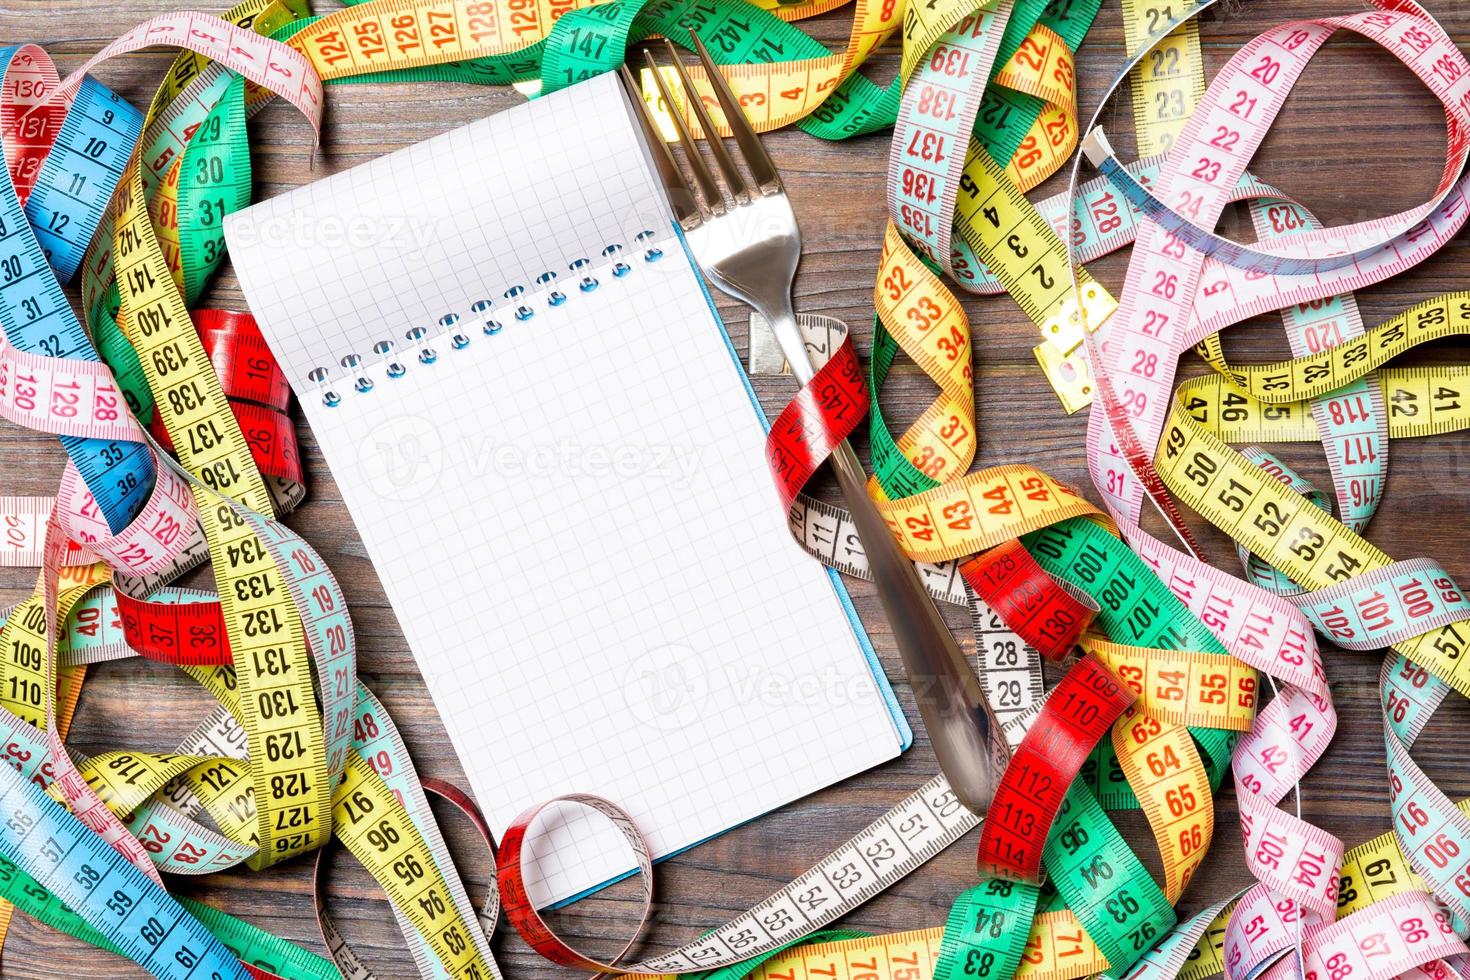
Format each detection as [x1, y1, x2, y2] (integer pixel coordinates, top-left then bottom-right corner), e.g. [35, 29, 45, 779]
[223, 72, 909, 908]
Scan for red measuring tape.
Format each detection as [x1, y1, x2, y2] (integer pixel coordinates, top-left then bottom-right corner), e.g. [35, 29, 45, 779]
[497, 794, 656, 974]
[115, 586, 226, 666]
[765, 336, 868, 508]
[977, 655, 1134, 883]
[960, 538, 1099, 662]
[192, 309, 292, 411]
[146, 310, 302, 487]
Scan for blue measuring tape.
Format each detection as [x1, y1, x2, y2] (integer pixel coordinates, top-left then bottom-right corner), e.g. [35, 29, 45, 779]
[0, 45, 155, 534]
[24, 76, 134, 284]
[0, 754, 250, 979]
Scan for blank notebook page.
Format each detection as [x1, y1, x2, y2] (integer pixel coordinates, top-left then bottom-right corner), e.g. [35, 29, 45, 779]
[224, 72, 905, 907]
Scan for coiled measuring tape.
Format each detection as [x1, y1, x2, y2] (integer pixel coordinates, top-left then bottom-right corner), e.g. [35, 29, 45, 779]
[0, 9, 522, 978]
[0, 3, 1126, 976]
[728, 1, 1470, 977]
[441, 488, 1256, 978]
[10, 2, 1470, 980]
[0, 49, 156, 536]
[1040, 0, 1470, 978]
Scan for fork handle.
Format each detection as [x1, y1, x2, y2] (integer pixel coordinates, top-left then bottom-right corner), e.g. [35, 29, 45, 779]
[826, 438, 1011, 816]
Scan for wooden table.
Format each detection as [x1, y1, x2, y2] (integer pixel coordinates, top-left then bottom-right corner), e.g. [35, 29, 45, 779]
[3, 1, 1470, 975]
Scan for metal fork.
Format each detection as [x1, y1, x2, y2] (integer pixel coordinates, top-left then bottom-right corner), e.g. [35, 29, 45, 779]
[622, 40, 1010, 817]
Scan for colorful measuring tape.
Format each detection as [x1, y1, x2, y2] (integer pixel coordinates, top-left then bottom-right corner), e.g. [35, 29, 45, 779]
[0, 6, 514, 977]
[6, 0, 1470, 978]
[8, 1, 1240, 975]
[1060, 2, 1470, 980]
[707, 0, 1470, 976]
[0, 0, 1072, 974]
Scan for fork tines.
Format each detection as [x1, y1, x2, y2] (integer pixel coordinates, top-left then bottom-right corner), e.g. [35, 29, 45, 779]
[621, 35, 784, 228]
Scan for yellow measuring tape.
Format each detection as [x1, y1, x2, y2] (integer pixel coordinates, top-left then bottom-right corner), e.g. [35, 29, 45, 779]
[1179, 368, 1470, 444]
[1156, 387, 1470, 696]
[111, 44, 334, 863]
[0, 4, 501, 975]
[738, 917, 1110, 980]
[1081, 638, 1258, 733]
[953, 150, 1117, 353]
[1194, 294, 1470, 405]
[1119, 0, 1204, 157]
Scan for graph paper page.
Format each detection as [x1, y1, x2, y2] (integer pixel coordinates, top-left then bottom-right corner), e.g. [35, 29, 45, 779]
[225, 73, 905, 906]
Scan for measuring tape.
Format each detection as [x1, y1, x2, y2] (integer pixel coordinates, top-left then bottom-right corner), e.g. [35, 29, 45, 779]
[1170, 367, 1470, 458]
[477, 438, 1256, 978]
[733, 919, 1110, 980]
[742, 283, 1246, 978]
[86, 11, 333, 884]
[977, 655, 1133, 883]
[0, 751, 253, 978]
[720, 640, 1470, 980]
[693, 1, 1246, 957]
[1050, 0, 1470, 977]
[960, 538, 1097, 662]
[1084, 14, 1470, 278]
[0, 3, 1019, 980]
[514, 514, 1232, 977]
[849, 0, 1254, 961]
[895, 0, 1117, 414]
[1085, 1, 1470, 524]
[0, 8, 517, 977]
[2, 10, 1199, 973]
[8, 0, 1470, 978]
[1119, 0, 1202, 157]
[1232, 198, 1387, 537]
[747, 151, 1303, 413]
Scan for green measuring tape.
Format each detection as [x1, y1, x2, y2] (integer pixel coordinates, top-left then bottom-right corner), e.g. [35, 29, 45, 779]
[923, 514, 1240, 978]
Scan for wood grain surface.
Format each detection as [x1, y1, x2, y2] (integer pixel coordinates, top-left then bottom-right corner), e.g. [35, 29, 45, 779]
[2, 0, 1470, 975]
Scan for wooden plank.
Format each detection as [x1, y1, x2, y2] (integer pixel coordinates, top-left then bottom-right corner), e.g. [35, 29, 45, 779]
[0, 0, 1468, 975]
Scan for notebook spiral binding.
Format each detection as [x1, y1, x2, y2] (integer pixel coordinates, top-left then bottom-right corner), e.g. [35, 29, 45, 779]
[305, 229, 668, 407]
